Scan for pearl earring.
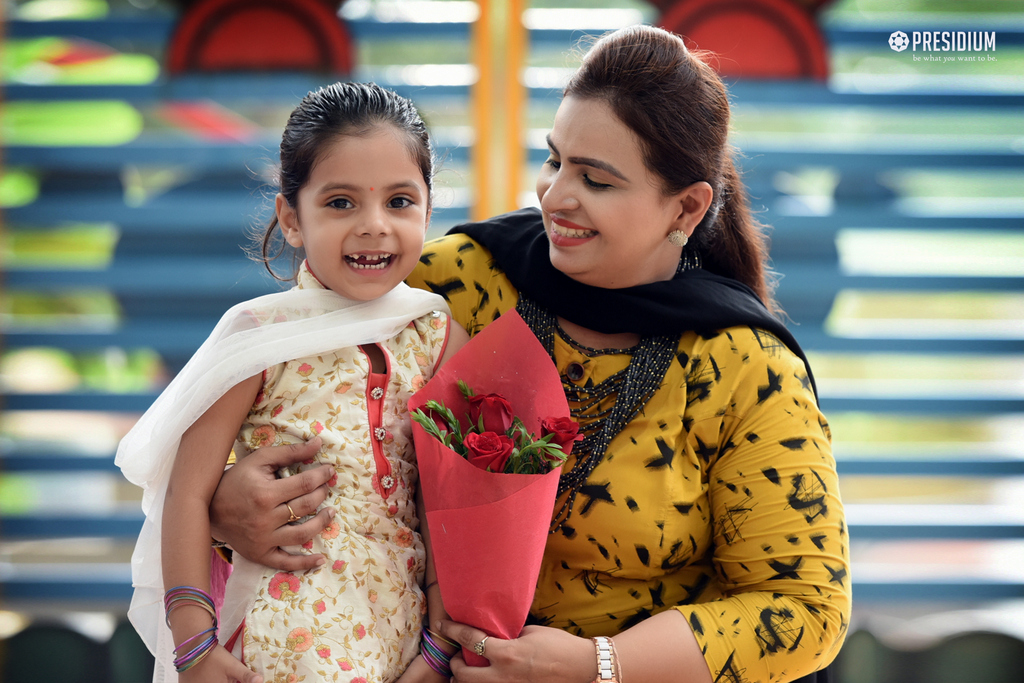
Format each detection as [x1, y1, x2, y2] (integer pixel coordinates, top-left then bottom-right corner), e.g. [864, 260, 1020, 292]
[668, 230, 688, 248]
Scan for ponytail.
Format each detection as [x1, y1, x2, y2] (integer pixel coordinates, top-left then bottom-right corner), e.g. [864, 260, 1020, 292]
[697, 156, 776, 311]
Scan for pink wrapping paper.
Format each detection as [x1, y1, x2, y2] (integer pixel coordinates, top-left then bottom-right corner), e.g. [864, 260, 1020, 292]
[409, 311, 568, 666]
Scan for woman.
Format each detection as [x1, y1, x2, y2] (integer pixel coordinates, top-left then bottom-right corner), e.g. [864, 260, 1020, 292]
[209, 25, 849, 683]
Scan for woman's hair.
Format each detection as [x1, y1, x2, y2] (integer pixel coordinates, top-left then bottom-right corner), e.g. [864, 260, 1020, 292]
[564, 25, 775, 311]
[258, 81, 434, 279]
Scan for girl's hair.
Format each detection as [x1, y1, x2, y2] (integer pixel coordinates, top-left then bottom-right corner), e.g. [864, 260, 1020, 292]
[259, 81, 434, 279]
[564, 25, 775, 311]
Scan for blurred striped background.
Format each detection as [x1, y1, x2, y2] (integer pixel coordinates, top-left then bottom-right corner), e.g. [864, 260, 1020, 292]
[1, 0, 1022, 680]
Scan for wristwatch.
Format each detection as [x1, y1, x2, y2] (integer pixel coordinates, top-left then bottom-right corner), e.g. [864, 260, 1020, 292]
[592, 636, 621, 683]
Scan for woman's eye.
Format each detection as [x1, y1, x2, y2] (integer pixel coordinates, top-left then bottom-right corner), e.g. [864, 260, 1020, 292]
[389, 197, 413, 209]
[328, 197, 352, 209]
[545, 156, 561, 170]
[583, 175, 611, 190]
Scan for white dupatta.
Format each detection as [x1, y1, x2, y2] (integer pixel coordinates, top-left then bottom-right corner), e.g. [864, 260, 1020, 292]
[116, 280, 447, 682]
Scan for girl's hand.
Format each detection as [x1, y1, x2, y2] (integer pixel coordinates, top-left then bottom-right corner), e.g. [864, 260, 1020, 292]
[394, 654, 451, 683]
[209, 438, 336, 571]
[180, 644, 263, 683]
[437, 621, 596, 683]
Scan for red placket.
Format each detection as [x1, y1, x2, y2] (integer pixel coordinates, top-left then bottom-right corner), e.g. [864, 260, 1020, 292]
[362, 344, 397, 499]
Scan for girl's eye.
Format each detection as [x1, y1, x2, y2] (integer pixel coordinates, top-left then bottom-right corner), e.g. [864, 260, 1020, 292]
[389, 196, 413, 209]
[328, 197, 352, 209]
[583, 175, 611, 190]
[545, 156, 561, 170]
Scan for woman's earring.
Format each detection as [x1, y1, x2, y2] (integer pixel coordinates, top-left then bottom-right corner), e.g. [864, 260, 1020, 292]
[668, 230, 688, 248]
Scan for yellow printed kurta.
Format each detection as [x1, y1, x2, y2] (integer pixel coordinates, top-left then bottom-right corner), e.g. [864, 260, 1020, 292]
[228, 265, 450, 683]
[407, 235, 850, 683]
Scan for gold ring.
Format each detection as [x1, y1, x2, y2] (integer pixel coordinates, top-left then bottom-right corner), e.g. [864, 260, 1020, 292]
[286, 503, 300, 523]
[472, 636, 489, 657]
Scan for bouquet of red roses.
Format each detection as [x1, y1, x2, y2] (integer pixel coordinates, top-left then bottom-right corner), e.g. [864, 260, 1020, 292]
[408, 311, 580, 666]
[412, 379, 579, 475]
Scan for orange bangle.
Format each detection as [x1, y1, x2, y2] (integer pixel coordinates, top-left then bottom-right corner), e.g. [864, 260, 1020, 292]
[591, 636, 621, 683]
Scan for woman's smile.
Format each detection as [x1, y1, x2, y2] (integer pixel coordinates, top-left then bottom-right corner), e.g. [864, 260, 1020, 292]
[550, 215, 598, 242]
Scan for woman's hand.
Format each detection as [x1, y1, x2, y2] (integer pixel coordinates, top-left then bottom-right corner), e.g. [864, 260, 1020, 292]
[209, 438, 335, 571]
[437, 621, 595, 683]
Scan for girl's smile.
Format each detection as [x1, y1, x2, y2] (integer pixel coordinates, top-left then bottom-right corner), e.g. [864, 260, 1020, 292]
[344, 251, 394, 270]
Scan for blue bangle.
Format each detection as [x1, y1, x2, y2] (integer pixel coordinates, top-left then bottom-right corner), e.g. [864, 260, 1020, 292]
[421, 628, 457, 677]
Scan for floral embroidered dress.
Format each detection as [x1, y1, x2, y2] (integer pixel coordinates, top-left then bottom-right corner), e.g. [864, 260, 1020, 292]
[222, 263, 450, 683]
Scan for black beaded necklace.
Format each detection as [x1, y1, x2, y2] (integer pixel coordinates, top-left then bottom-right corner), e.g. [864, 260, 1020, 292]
[516, 297, 679, 533]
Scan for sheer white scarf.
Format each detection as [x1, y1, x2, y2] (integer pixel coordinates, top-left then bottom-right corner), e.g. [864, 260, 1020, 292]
[116, 277, 447, 682]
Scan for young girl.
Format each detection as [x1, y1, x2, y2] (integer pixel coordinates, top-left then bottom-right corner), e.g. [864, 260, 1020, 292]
[117, 82, 466, 683]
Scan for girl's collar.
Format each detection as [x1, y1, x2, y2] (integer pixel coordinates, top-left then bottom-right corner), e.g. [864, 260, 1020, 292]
[297, 259, 327, 290]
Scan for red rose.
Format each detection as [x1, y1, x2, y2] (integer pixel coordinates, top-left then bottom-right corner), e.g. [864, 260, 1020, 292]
[463, 431, 514, 473]
[541, 417, 583, 457]
[467, 394, 514, 434]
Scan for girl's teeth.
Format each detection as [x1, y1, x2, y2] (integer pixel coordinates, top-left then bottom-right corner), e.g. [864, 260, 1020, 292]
[346, 254, 393, 269]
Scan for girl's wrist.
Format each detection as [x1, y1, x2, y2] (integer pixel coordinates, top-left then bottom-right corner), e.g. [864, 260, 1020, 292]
[420, 627, 459, 678]
[164, 586, 219, 672]
[167, 609, 216, 647]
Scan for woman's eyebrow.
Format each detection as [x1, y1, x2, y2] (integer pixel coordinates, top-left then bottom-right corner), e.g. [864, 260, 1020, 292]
[546, 134, 628, 181]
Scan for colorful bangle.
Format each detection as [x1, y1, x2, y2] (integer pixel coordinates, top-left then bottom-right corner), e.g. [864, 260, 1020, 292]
[426, 628, 459, 651]
[173, 629, 218, 672]
[164, 586, 219, 673]
[591, 636, 621, 683]
[164, 585, 217, 627]
[420, 628, 458, 678]
[174, 625, 216, 654]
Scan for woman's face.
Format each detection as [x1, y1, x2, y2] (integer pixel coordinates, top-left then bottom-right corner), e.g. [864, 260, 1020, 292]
[536, 96, 705, 289]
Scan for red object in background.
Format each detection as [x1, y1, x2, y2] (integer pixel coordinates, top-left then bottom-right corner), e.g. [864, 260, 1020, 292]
[166, 0, 353, 74]
[156, 101, 262, 142]
[49, 40, 116, 65]
[658, 0, 830, 80]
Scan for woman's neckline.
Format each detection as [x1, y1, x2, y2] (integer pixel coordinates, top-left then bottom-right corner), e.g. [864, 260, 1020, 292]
[555, 317, 639, 355]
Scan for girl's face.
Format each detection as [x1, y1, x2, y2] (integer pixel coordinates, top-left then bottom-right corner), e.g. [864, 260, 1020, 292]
[536, 96, 711, 289]
[277, 126, 430, 301]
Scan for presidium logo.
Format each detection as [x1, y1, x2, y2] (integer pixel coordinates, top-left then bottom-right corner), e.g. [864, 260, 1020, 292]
[889, 31, 910, 51]
[889, 30, 997, 61]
